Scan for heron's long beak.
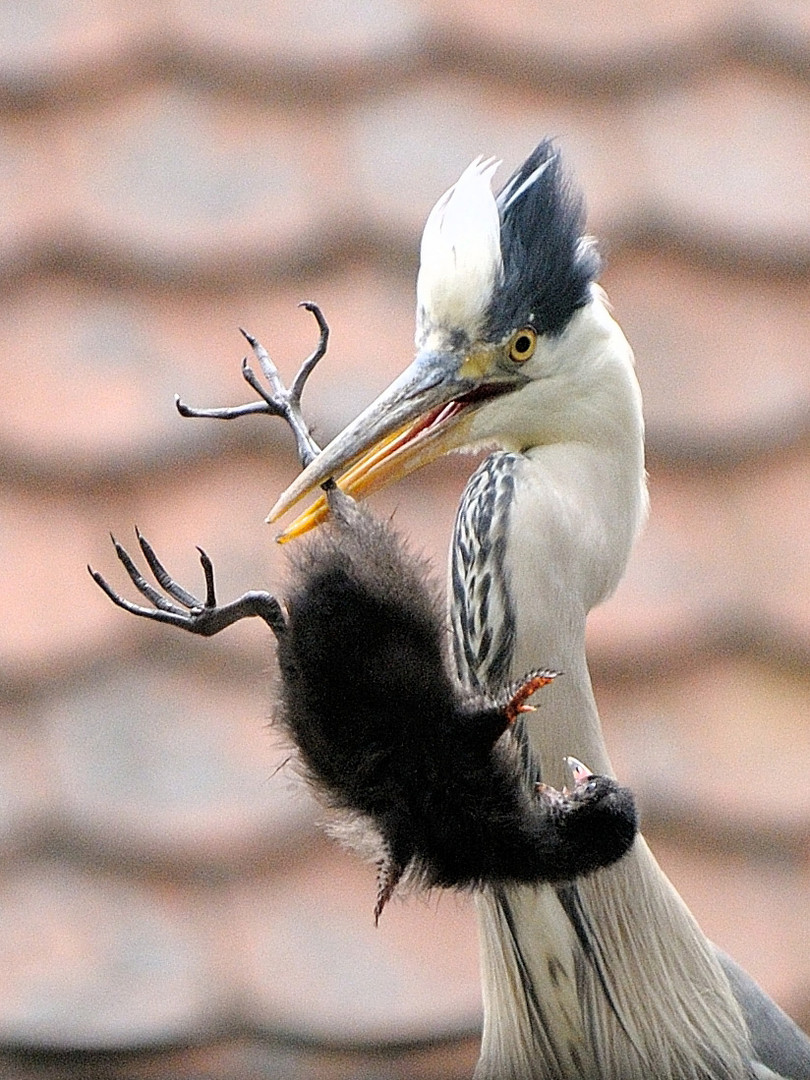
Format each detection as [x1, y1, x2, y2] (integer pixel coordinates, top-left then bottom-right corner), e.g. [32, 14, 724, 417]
[268, 349, 515, 541]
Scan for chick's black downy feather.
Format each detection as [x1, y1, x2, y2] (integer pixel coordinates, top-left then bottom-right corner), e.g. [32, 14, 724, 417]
[275, 491, 637, 919]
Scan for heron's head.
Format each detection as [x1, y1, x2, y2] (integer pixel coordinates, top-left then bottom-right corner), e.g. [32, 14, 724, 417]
[270, 140, 632, 539]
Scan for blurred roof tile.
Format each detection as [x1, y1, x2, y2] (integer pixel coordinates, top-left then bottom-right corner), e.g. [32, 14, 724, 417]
[0, 0, 153, 102]
[77, 92, 309, 242]
[22, 88, 348, 278]
[430, 0, 734, 64]
[170, 0, 424, 67]
[0, 863, 221, 1048]
[749, 0, 810, 59]
[0, 119, 71, 266]
[0, 489, 111, 686]
[3, 0, 810, 1068]
[0, 278, 368, 475]
[0, 706, 53, 852]
[603, 252, 810, 458]
[347, 81, 641, 240]
[1, 457, 290, 684]
[161, 267, 418, 453]
[116, 1034, 479, 1080]
[40, 665, 313, 868]
[732, 451, 810, 645]
[587, 468, 740, 667]
[602, 656, 810, 836]
[0, 282, 189, 469]
[228, 844, 481, 1043]
[589, 443, 810, 670]
[636, 66, 810, 260]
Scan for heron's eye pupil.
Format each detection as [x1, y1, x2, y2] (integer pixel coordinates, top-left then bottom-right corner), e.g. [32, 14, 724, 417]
[508, 327, 537, 363]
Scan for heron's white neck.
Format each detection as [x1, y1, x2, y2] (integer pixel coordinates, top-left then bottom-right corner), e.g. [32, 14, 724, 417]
[506, 436, 641, 785]
[503, 301, 646, 784]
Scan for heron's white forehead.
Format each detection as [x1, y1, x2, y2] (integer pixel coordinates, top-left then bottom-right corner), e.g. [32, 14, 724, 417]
[415, 157, 503, 347]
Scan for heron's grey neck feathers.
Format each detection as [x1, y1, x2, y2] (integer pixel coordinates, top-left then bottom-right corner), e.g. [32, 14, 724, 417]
[474, 844, 756, 1079]
[572, 842, 753, 1079]
[476, 886, 588, 1076]
[451, 454, 518, 693]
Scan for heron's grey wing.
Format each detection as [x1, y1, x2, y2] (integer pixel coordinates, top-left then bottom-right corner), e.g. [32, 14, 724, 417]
[715, 949, 810, 1079]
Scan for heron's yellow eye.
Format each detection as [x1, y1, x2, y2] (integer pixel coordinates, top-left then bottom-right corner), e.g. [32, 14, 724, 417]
[508, 327, 537, 363]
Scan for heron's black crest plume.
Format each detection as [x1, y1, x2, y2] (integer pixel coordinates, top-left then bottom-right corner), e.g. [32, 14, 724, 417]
[275, 490, 637, 920]
[487, 139, 600, 339]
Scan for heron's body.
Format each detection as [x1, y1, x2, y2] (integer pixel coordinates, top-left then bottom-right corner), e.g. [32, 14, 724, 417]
[444, 294, 759, 1079]
[451, 340, 753, 1077]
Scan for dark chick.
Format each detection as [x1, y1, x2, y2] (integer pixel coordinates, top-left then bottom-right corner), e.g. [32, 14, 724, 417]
[90, 480, 636, 924]
[275, 490, 637, 921]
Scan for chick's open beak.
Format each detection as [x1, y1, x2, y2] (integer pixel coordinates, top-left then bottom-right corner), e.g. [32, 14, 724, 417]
[268, 348, 515, 541]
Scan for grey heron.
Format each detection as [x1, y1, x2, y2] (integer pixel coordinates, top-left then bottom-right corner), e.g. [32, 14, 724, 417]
[265, 142, 810, 1079]
[90, 140, 810, 1079]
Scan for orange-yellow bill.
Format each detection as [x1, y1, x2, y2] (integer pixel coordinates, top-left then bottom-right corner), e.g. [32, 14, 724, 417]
[276, 401, 470, 542]
[267, 346, 522, 542]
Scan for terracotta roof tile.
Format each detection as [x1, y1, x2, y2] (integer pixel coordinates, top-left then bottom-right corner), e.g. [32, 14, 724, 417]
[347, 80, 639, 241]
[0, 488, 113, 685]
[0, 705, 53, 854]
[0, 455, 288, 684]
[169, 0, 424, 66]
[0, 274, 413, 477]
[634, 65, 810, 262]
[0, 863, 221, 1048]
[2, 0, 810, 1068]
[103, 1033, 479, 1080]
[430, 0, 735, 63]
[40, 665, 313, 869]
[229, 844, 481, 1043]
[63, 88, 343, 271]
[0, 281, 191, 470]
[0, 1, 154, 103]
[748, 0, 810, 65]
[600, 656, 810, 837]
[0, 847, 480, 1050]
[0, 96, 356, 288]
[589, 444, 810, 672]
[603, 252, 810, 460]
[733, 450, 810, 646]
[587, 468, 741, 669]
[160, 267, 419, 452]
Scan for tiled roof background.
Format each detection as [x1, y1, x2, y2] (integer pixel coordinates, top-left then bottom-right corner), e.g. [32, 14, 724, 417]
[2, 1, 809, 1076]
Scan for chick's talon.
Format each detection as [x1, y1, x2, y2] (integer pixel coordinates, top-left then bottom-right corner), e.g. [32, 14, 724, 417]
[504, 669, 559, 725]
